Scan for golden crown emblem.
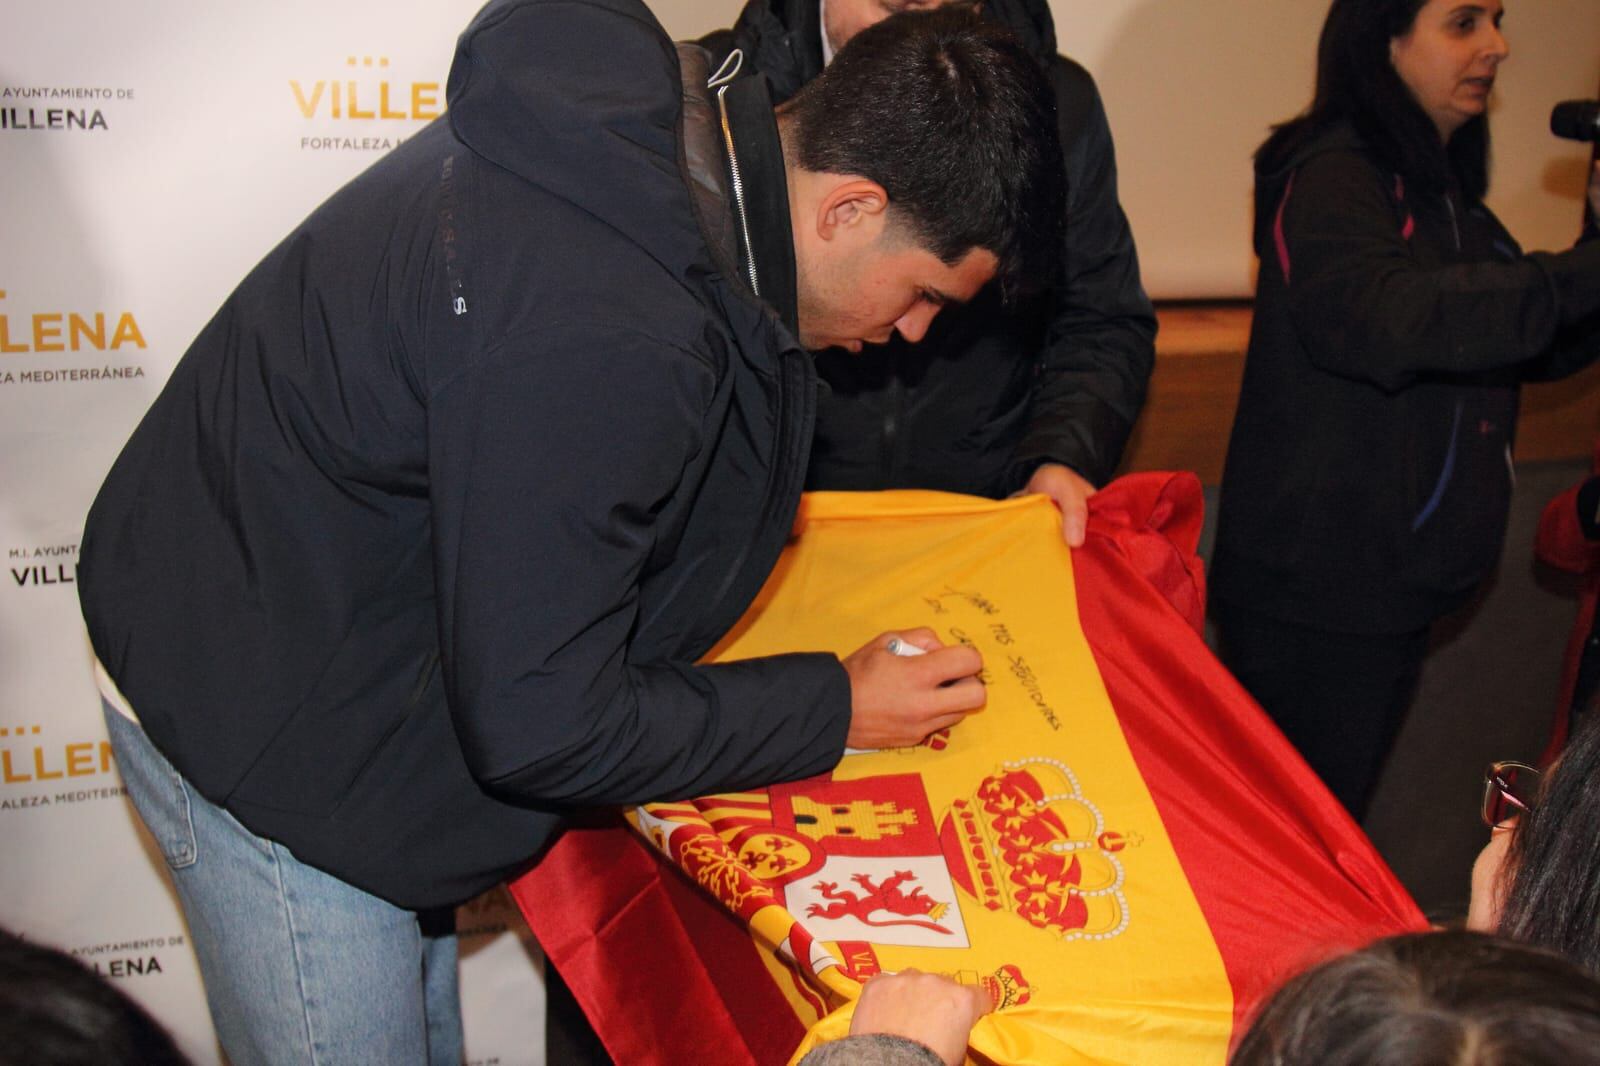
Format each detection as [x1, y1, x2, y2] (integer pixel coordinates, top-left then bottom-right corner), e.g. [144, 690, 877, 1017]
[940, 759, 1129, 940]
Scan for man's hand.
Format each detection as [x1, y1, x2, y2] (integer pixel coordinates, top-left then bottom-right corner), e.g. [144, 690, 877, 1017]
[1012, 463, 1095, 547]
[849, 970, 991, 1066]
[842, 630, 985, 749]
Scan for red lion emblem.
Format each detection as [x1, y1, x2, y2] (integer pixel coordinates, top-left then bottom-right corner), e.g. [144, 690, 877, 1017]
[805, 871, 953, 934]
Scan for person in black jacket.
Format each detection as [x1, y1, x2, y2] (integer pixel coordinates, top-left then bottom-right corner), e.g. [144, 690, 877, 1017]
[75, 2, 1065, 1061]
[1211, 0, 1600, 821]
[703, 0, 1156, 545]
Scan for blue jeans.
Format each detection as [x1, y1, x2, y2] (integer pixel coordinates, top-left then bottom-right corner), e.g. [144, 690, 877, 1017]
[105, 702, 463, 1065]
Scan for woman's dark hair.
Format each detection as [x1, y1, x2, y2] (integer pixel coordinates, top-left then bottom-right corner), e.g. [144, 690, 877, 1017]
[1499, 707, 1600, 974]
[1230, 931, 1600, 1066]
[1255, 0, 1489, 203]
[0, 930, 189, 1066]
[780, 6, 1066, 301]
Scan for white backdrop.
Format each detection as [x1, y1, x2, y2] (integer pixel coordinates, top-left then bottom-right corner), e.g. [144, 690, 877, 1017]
[1, 3, 540, 1062]
[1, 1, 1595, 1063]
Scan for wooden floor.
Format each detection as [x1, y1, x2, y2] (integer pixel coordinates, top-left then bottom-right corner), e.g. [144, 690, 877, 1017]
[1123, 303, 1600, 484]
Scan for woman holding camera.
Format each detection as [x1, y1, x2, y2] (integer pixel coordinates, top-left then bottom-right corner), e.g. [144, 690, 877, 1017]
[1211, 0, 1600, 820]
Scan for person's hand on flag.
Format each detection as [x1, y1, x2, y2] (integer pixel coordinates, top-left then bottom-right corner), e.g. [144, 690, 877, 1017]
[842, 629, 985, 749]
[1012, 462, 1095, 547]
[849, 969, 991, 1066]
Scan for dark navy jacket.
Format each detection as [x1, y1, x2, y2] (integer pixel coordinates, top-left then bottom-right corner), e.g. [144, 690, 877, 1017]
[79, 0, 849, 909]
[1213, 122, 1600, 634]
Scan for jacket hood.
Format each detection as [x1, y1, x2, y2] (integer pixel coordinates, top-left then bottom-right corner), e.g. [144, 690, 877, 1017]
[447, 0, 705, 278]
[1252, 120, 1365, 250]
[722, 0, 1057, 103]
[1256, 120, 1364, 185]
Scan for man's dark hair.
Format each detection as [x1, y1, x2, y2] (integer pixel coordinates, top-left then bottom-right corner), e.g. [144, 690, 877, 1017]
[0, 930, 189, 1066]
[1231, 931, 1600, 1066]
[780, 7, 1065, 301]
[1499, 709, 1600, 975]
[1256, 0, 1489, 203]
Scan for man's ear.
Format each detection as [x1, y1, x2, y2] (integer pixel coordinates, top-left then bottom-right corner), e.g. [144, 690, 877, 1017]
[814, 178, 889, 242]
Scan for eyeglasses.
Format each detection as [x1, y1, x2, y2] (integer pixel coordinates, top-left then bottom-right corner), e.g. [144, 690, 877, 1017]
[1481, 761, 1541, 829]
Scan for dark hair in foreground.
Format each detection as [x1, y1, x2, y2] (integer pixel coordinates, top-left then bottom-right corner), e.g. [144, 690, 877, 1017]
[0, 930, 189, 1066]
[1499, 707, 1600, 975]
[1256, 0, 1489, 203]
[1230, 931, 1600, 1066]
[780, 6, 1065, 300]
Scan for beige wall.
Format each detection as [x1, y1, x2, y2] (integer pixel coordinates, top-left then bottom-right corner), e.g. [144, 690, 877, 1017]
[647, 0, 1600, 299]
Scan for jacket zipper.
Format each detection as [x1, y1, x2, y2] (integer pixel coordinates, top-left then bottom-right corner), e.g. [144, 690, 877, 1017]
[709, 51, 761, 298]
[675, 49, 813, 657]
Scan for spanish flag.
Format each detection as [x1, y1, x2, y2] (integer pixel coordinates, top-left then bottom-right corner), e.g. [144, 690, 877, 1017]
[512, 474, 1425, 1064]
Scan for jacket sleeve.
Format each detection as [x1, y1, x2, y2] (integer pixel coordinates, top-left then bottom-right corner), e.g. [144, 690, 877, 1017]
[1280, 149, 1600, 393]
[1522, 225, 1600, 383]
[428, 319, 851, 806]
[1009, 60, 1156, 490]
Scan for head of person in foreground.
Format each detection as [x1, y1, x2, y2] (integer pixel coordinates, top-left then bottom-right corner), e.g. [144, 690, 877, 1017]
[1230, 930, 1600, 1066]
